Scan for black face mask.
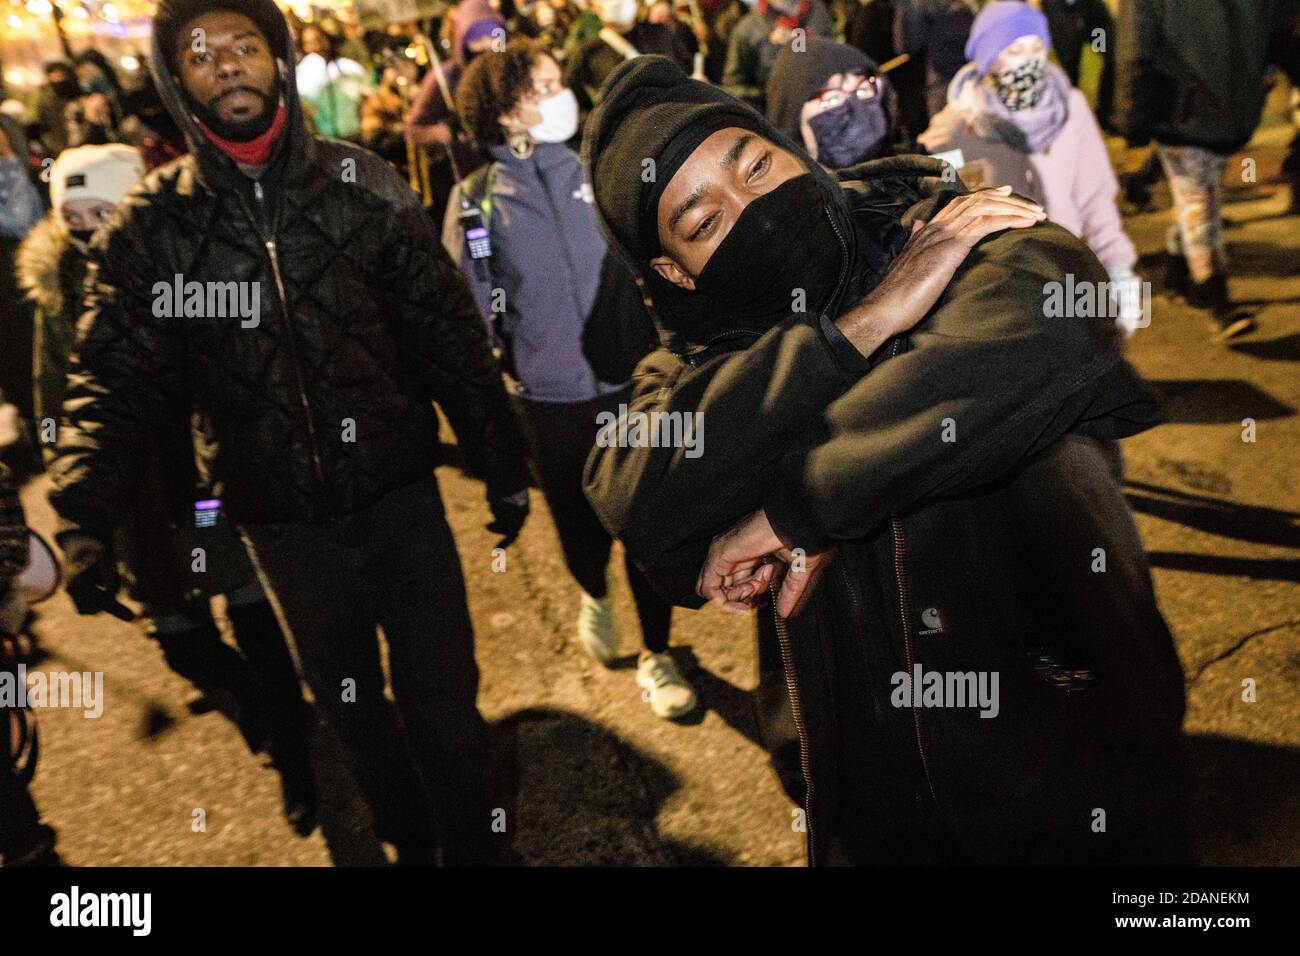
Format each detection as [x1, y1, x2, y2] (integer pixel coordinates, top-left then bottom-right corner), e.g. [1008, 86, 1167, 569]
[69, 229, 96, 246]
[691, 173, 844, 328]
[808, 85, 891, 170]
[187, 74, 282, 142]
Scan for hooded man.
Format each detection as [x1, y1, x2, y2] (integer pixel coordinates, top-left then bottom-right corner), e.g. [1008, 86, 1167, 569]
[48, 0, 531, 865]
[581, 55, 1187, 865]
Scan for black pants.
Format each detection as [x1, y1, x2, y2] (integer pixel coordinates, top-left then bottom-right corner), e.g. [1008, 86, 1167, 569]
[240, 476, 493, 864]
[514, 387, 671, 653]
[0, 708, 43, 861]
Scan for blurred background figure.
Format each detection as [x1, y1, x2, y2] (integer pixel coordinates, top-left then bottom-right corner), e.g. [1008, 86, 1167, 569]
[447, 40, 695, 719]
[920, 1, 1143, 335]
[296, 23, 373, 141]
[116, 72, 188, 171]
[408, 0, 507, 226]
[567, 0, 694, 116]
[1275, 0, 1300, 214]
[846, 0, 929, 141]
[17, 144, 318, 838]
[892, 0, 976, 119]
[361, 50, 422, 171]
[647, 0, 707, 68]
[766, 35, 905, 170]
[0, 112, 43, 468]
[723, 0, 836, 108]
[1114, 0, 1275, 340]
[25, 61, 81, 159]
[1038, 0, 1115, 130]
[0, 388, 61, 867]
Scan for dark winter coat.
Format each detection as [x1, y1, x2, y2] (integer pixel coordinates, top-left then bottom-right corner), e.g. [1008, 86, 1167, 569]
[16, 215, 86, 450]
[1113, 0, 1277, 152]
[581, 56, 1187, 865]
[722, 2, 837, 105]
[49, 0, 528, 543]
[893, 0, 976, 116]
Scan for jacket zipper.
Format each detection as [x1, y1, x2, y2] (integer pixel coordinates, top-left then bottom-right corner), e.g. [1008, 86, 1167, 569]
[244, 179, 330, 499]
[755, 200, 854, 866]
[892, 514, 939, 810]
[882, 337, 939, 811]
[769, 583, 816, 866]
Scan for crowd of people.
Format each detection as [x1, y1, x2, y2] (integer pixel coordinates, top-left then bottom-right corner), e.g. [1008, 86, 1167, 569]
[0, 0, 1297, 867]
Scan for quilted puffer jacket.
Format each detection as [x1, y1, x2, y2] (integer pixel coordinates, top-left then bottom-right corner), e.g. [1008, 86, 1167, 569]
[49, 0, 527, 541]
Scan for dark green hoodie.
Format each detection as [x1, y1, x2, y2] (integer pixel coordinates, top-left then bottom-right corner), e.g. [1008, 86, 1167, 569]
[580, 56, 1186, 866]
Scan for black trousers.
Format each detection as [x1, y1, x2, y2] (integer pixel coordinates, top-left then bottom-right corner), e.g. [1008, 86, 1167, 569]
[514, 386, 672, 653]
[240, 476, 493, 864]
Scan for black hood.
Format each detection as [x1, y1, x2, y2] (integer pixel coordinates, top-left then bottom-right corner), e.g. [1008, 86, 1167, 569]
[764, 37, 877, 146]
[580, 54, 951, 358]
[149, 0, 310, 189]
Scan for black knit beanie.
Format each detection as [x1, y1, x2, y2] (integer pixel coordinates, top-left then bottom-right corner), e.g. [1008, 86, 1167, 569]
[584, 56, 763, 263]
[153, 0, 290, 76]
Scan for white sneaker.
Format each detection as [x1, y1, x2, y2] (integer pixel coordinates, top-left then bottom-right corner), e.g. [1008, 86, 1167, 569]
[577, 593, 621, 665]
[636, 652, 698, 719]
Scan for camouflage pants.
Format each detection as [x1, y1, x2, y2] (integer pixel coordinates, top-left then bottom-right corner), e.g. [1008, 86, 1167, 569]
[1158, 144, 1229, 284]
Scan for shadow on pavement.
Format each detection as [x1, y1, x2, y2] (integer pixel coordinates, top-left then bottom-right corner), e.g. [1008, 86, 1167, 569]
[1125, 480, 1299, 549]
[1229, 333, 1300, 362]
[1144, 380, 1293, 424]
[1188, 734, 1300, 866]
[492, 707, 726, 866]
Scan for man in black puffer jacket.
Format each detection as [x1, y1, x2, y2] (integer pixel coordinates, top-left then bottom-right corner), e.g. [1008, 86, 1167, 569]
[49, 0, 531, 865]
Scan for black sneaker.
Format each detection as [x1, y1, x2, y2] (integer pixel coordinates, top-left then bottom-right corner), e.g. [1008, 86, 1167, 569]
[1161, 253, 1190, 299]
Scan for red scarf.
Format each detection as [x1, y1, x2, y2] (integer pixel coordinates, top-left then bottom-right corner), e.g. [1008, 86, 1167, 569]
[195, 103, 286, 166]
[758, 0, 809, 30]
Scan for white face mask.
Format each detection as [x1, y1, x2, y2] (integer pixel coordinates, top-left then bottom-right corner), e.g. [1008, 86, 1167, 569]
[528, 87, 579, 143]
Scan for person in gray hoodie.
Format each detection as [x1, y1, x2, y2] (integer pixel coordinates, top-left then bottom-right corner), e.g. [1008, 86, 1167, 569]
[444, 39, 695, 719]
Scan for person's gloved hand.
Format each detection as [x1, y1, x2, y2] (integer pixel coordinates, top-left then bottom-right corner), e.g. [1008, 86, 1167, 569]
[1107, 266, 1147, 338]
[486, 490, 529, 549]
[58, 532, 134, 620]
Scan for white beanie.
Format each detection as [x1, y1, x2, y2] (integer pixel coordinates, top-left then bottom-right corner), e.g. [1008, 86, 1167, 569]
[49, 144, 145, 220]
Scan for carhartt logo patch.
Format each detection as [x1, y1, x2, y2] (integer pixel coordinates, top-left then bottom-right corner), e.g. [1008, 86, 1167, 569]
[919, 607, 945, 635]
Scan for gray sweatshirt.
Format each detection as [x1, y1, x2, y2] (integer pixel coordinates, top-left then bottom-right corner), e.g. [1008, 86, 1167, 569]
[443, 141, 628, 404]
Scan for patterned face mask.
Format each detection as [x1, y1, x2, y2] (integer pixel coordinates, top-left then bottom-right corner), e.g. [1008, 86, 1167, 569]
[990, 57, 1047, 111]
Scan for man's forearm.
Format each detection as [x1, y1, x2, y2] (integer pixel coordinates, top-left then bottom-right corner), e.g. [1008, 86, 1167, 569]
[833, 292, 901, 363]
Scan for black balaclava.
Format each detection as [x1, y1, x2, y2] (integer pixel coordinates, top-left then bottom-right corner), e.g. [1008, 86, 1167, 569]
[684, 172, 844, 329]
[585, 56, 849, 348]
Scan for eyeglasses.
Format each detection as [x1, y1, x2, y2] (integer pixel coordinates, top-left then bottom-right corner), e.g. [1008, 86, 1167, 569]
[810, 74, 881, 109]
